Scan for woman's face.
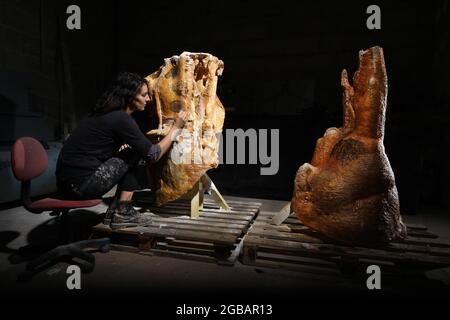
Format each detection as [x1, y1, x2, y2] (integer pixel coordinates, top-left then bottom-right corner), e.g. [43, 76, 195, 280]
[132, 84, 150, 111]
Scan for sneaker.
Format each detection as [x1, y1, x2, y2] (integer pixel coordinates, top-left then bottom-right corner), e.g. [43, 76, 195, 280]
[109, 201, 153, 230]
[117, 200, 140, 216]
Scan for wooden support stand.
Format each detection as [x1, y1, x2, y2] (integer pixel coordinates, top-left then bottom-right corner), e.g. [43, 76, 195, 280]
[190, 180, 202, 219]
[271, 201, 294, 225]
[181, 173, 230, 219]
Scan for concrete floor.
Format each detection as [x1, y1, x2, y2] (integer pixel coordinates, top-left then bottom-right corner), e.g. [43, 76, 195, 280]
[1, 194, 449, 308]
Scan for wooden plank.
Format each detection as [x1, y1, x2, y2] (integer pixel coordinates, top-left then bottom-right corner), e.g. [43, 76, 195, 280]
[145, 222, 243, 235]
[142, 208, 255, 221]
[143, 201, 259, 212]
[387, 242, 450, 257]
[204, 198, 262, 206]
[252, 221, 311, 232]
[156, 242, 215, 255]
[251, 223, 321, 235]
[161, 238, 215, 251]
[140, 248, 216, 263]
[146, 205, 257, 217]
[141, 226, 238, 244]
[148, 214, 250, 226]
[248, 227, 323, 243]
[256, 216, 304, 225]
[149, 216, 249, 229]
[142, 209, 251, 220]
[258, 211, 290, 217]
[257, 251, 338, 269]
[399, 236, 450, 248]
[97, 225, 238, 245]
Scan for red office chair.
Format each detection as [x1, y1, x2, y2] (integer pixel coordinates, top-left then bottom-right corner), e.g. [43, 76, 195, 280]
[11, 137, 110, 279]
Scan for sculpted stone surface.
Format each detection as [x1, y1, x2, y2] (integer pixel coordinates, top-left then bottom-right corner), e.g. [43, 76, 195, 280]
[145, 52, 225, 205]
[291, 46, 407, 245]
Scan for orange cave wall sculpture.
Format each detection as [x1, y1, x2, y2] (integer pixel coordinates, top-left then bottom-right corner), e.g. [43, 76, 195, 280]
[145, 52, 225, 206]
[291, 46, 407, 246]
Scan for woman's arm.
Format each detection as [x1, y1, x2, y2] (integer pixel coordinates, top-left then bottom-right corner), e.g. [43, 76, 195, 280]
[115, 110, 187, 162]
[155, 110, 187, 161]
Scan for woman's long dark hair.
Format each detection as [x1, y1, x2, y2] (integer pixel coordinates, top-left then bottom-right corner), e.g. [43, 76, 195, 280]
[90, 72, 148, 116]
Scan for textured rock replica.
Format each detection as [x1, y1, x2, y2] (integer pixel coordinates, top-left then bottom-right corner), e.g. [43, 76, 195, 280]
[145, 52, 225, 205]
[291, 46, 407, 245]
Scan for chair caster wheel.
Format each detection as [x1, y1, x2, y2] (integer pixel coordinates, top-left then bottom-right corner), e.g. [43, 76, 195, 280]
[100, 244, 110, 253]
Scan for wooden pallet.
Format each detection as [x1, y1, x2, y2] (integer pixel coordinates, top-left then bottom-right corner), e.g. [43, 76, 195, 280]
[241, 211, 450, 278]
[92, 196, 261, 265]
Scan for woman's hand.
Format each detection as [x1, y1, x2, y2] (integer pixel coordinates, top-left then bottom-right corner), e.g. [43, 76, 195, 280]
[155, 110, 188, 161]
[174, 110, 188, 129]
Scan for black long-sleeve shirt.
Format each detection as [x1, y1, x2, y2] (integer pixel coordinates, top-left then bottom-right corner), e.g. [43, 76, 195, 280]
[56, 110, 160, 185]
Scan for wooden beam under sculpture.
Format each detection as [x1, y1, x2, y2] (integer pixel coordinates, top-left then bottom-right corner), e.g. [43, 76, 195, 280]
[291, 46, 407, 245]
[145, 52, 225, 206]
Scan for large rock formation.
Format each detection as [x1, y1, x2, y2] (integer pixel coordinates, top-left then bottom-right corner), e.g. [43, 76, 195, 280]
[291, 46, 407, 245]
[145, 52, 225, 205]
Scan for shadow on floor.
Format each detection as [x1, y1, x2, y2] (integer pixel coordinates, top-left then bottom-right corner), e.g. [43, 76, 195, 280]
[3, 209, 106, 279]
[0, 230, 20, 254]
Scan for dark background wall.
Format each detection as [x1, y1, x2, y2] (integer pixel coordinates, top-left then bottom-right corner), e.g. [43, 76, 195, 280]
[1, 0, 450, 214]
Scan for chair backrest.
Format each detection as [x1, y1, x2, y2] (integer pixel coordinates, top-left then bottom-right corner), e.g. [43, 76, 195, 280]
[11, 137, 48, 182]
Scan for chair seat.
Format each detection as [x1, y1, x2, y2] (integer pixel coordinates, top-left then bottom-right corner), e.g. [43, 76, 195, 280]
[29, 198, 102, 211]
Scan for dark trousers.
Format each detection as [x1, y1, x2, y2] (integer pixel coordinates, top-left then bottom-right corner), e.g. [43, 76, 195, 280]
[58, 148, 149, 200]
